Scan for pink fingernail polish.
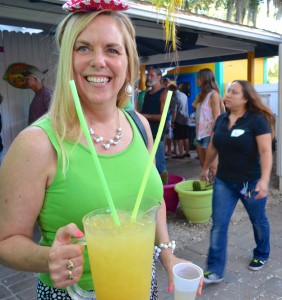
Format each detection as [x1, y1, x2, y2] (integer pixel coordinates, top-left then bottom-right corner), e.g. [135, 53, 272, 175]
[168, 286, 173, 293]
[76, 230, 84, 238]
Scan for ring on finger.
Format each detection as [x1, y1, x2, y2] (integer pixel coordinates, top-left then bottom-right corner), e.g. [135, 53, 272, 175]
[69, 270, 74, 280]
[67, 259, 75, 270]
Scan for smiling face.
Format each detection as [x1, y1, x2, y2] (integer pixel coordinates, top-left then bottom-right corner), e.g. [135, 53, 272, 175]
[72, 14, 129, 107]
[224, 81, 248, 111]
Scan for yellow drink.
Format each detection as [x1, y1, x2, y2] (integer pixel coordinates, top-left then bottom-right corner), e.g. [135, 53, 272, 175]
[84, 211, 156, 300]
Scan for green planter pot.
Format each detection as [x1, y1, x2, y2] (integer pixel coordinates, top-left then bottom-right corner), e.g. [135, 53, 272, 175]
[174, 180, 213, 224]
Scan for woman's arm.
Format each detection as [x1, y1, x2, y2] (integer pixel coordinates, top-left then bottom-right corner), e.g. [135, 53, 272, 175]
[0, 127, 55, 271]
[255, 133, 272, 199]
[155, 200, 203, 295]
[200, 134, 218, 181]
[0, 127, 84, 288]
[210, 91, 222, 121]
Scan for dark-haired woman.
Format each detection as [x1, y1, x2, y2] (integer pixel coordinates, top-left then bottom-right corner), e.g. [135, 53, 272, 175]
[200, 80, 275, 283]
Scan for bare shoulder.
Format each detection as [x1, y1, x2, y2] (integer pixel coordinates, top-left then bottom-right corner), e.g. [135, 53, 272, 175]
[134, 111, 149, 125]
[1, 126, 56, 187]
[6, 126, 54, 161]
[134, 111, 151, 131]
[211, 90, 220, 99]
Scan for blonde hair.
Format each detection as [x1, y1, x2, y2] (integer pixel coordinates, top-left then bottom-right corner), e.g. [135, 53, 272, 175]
[49, 10, 139, 172]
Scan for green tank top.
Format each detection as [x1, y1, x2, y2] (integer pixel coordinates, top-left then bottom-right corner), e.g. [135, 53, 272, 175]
[33, 110, 163, 290]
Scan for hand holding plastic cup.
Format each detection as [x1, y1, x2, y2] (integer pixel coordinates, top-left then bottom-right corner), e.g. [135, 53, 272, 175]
[173, 262, 203, 300]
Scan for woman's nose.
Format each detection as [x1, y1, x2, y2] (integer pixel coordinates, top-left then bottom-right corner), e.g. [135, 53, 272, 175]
[90, 51, 106, 69]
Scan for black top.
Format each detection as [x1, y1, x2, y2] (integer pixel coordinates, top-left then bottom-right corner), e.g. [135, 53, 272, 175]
[213, 111, 271, 182]
[141, 88, 166, 140]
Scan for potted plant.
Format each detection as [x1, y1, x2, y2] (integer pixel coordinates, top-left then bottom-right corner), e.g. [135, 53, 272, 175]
[163, 174, 185, 212]
[174, 180, 213, 223]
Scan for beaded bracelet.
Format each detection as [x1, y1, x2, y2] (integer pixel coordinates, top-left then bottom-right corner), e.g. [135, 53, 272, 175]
[154, 241, 176, 261]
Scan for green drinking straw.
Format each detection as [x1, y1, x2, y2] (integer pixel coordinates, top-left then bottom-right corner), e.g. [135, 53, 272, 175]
[69, 80, 120, 227]
[131, 90, 173, 222]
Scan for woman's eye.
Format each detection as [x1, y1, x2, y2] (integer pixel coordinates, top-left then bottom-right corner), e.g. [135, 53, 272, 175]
[77, 46, 89, 52]
[108, 48, 119, 54]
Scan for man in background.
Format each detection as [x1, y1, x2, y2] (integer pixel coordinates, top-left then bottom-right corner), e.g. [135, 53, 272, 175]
[168, 84, 190, 159]
[24, 67, 52, 125]
[141, 65, 168, 183]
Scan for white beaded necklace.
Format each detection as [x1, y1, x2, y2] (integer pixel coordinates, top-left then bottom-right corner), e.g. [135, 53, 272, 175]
[89, 110, 124, 150]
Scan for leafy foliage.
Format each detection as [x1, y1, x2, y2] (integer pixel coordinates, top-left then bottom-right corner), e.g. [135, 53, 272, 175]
[142, 0, 282, 28]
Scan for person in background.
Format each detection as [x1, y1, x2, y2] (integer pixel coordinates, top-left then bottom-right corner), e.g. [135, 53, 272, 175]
[136, 79, 150, 112]
[0, 93, 3, 165]
[200, 80, 275, 284]
[162, 77, 171, 89]
[195, 68, 223, 178]
[141, 65, 168, 183]
[0, 1, 202, 299]
[24, 66, 52, 125]
[168, 84, 190, 159]
[163, 77, 174, 158]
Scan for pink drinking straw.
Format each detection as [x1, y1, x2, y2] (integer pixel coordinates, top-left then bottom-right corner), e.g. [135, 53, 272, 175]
[69, 80, 120, 227]
[131, 91, 173, 222]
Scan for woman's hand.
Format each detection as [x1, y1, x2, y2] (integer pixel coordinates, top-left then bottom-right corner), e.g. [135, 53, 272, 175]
[200, 167, 210, 182]
[255, 179, 269, 199]
[48, 223, 85, 288]
[160, 252, 203, 296]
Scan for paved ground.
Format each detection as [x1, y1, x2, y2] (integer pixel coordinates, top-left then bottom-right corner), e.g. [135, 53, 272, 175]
[1, 150, 282, 299]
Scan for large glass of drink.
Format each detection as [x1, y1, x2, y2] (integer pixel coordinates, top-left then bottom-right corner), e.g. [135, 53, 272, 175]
[67, 198, 160, 300]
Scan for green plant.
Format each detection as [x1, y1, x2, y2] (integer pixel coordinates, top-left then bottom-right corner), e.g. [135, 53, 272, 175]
[192, 180, 213, 191]
[192, 180, 202, 191]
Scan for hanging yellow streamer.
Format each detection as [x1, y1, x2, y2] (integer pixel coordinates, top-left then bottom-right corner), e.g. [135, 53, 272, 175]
[152, 0, 184, 52]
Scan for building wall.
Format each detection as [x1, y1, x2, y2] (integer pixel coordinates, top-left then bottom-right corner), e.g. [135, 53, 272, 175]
[171, 63, 215, 74]
[224, 58, 265, 92]
[0, 30, 56, 158]
[167, 58, 265, 95]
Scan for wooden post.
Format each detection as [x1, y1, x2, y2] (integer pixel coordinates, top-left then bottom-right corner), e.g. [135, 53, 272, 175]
[139, 64, 146, 90]
[247, 51, 255, 84]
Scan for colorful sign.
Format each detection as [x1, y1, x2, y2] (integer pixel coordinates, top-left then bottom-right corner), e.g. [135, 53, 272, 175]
[3, 63, 35, 89]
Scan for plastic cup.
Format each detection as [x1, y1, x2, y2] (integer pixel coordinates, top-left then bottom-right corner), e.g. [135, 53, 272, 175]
[173, 262, 203, 300]
[67, 197, 161, 300]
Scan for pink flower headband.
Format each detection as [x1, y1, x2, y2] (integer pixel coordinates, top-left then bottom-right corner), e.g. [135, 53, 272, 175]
[62, 0, 129, 12]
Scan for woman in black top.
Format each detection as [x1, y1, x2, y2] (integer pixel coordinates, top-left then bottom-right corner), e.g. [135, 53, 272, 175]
[200, 80, 275, 284]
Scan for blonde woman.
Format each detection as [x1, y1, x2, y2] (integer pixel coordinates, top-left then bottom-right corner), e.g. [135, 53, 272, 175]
[0, 1, 202, 299]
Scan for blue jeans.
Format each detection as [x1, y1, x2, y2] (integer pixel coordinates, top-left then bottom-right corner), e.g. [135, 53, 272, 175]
[155, 141, 166, 174]
[196, 136, 211, 149]
[207, 177, 270, 277]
